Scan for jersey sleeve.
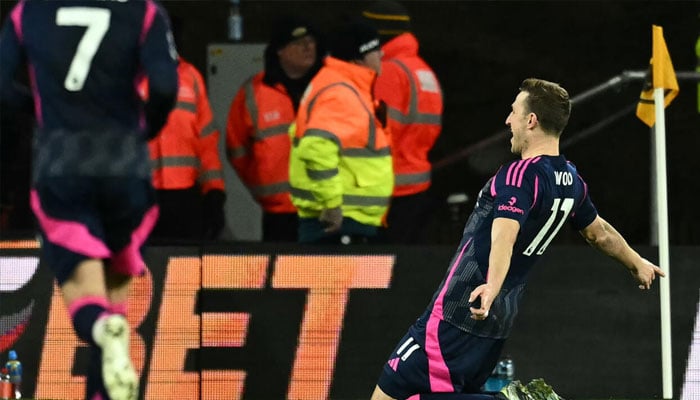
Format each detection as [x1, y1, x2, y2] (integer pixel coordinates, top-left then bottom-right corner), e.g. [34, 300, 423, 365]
[491, 159, 538, 226]
[139, 0, 178, 137]
[569, 173, 598, 230]
[140, 1, 178, 84]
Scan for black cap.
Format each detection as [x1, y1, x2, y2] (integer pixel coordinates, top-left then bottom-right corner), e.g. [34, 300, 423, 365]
[329, 18, 381, 61]
[269, 14, 317, 50]
[361, 0, 411, 43]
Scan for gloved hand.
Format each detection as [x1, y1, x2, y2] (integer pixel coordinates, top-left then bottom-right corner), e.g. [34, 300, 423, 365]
[374, 99, 387, 128]
[202, 189, 226, 239]
[319, 207, 342, 233]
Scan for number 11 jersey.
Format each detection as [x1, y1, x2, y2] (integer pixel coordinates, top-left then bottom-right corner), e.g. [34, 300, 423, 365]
[421, 155, 598, 338]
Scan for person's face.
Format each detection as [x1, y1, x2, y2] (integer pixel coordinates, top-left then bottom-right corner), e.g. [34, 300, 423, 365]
[277, 35, 317, 76]
[360, 49, 383, 74]
[505, 91, 531, 155]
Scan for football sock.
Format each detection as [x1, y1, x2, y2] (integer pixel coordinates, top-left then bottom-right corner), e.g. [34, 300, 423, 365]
[85, 344, 108, 400]
[68, 295, 110, 346]
[110, 301, 128, 316]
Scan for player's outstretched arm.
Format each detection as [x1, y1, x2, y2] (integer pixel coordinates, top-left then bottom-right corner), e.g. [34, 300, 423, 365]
[469, 217, 520, 320]
[579, 215, 666, 290]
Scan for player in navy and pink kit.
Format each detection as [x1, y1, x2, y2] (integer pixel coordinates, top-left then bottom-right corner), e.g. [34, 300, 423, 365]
[371, 79, 665, 400]
[0, 1, 178, 399]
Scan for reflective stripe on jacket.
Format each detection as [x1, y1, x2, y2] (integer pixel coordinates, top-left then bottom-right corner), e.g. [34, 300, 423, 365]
[289, 57, 393, 227]
[375, 33, 443, 196]
[226, 72, 296, 213]
[146, 58, 225, 193]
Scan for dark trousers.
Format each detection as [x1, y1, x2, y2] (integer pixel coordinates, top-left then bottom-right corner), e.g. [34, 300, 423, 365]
[262, 211, 298, 242]
[297, 216, 377, 244]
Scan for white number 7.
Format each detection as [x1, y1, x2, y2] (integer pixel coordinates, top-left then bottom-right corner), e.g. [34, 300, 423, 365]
[56, 7, 110, 91]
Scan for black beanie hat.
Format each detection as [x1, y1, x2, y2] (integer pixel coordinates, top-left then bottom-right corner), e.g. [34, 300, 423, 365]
[361, 0, 411, 43]
[329, 18, 381, 62]
[269, 14, 317, 50]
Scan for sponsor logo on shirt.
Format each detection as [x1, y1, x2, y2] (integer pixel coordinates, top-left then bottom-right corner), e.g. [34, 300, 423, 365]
[498, 196, 524, 214]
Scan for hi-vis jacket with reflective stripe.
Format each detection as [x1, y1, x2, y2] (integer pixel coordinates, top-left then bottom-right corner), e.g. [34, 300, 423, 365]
[225, 71, 295, 213]
[375, 33, 443, 197]
[144, 58, 225, 194]
[289, 56, 394, 227]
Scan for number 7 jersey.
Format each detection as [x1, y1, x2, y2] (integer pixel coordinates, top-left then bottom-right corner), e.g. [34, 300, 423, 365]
[0, 0, 178, 180]
[422, 155, 598, 338]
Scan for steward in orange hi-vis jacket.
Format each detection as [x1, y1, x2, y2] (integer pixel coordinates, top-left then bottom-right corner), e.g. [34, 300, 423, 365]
[226, 15, 324, 242]
[362, 0, 444, 244]
[227, 71, 296, 216]
[376, 33, 442, 197]
[140, 57, 226, 241]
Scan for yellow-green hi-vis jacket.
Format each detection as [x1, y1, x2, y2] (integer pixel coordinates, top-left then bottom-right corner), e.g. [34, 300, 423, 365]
[289, 56, 394, 227]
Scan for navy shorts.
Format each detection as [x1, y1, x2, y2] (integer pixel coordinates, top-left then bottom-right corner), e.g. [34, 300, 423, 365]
[377, 316, 505, 399]
[30, 176, 158, 285]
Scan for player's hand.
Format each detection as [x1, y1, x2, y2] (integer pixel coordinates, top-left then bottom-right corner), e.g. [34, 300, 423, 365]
[630, 257, 665, 290]
[468, 284, 497, 320]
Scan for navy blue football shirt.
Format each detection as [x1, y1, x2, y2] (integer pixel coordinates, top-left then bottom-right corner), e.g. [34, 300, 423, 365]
[421, 155, 598, 338]
[0, 0, 178, 180]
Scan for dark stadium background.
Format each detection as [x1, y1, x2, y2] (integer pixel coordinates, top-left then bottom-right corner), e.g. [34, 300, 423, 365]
[1, 0, 699, 245]
[163, 0, 700, 246]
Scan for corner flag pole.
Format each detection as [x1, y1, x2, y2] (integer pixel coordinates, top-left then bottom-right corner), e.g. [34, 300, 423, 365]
[653, 86, 673, 400]
[635, 24, 678, 399]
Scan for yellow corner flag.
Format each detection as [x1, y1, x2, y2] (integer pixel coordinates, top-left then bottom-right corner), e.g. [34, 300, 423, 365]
[636, 25, 679, 127]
